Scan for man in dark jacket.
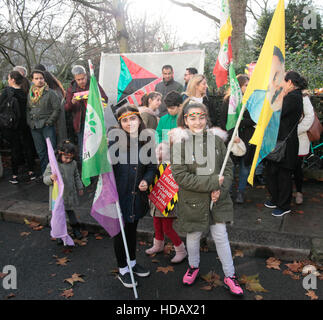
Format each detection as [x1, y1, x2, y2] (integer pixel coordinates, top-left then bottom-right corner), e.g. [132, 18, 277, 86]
[27, 70, 61, 174]
[65, 65, 108, 161]
[155, 65, 183, 117]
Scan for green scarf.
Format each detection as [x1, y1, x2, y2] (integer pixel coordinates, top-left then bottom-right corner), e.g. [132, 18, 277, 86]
[29, 84, 49, 104]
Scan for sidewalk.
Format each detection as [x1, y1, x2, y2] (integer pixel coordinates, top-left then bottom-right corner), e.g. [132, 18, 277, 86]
[0, 166, 322, 263]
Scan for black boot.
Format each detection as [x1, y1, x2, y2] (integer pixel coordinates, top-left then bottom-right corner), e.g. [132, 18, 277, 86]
[255, 175, 266, 186]
[71, 224, 83, 240]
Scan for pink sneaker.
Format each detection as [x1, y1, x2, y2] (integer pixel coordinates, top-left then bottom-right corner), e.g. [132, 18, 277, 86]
[224, 274, 244, 296]
[183, 266, 199, 286]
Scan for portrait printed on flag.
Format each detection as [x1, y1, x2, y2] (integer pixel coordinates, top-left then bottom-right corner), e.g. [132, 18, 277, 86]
[266, 46, 285, 112]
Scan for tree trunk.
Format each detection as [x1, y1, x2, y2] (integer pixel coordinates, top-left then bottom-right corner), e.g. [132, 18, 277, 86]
[112, 0, 129, 53]
[229, 0, 247, 62]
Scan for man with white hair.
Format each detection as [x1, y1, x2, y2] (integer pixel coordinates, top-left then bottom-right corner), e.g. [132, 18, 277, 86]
[13, 66, 28, 77]
[65, 65, 108, 162]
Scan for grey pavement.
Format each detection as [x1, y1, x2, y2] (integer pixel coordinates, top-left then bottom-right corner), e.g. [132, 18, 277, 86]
[0, 166, 322, 263]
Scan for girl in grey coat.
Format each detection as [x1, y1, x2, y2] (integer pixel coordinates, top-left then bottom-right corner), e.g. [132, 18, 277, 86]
[170, 101, 244, 296]
[43, 140, 84, 243]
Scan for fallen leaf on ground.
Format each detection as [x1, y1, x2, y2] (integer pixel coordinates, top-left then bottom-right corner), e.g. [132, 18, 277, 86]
[255, 295, 263, 300]
[64, 273, 85, 286]
[151, 259, 159, 263]
[6, 293, 16, 299]
[60, 289, 74, 299]
[234, 250, 244, 258]
[200, 271, 223, 290]
[282, 269, 300, 280]
[24, 218, 30, 225]
[163, 243, 173, 255]
[306, 290, 318, 300]
[240, 274, 268, 293]
[56, 257, 69, 266]
[0, 273, 8, 279]
[139, 241, 147, 246]
[156, 266, 174, 274]
[20, 232, 31, 237]
[285, 261, 303, 273]
[266, 257, 281, 270]
[310, 197, 320, 202]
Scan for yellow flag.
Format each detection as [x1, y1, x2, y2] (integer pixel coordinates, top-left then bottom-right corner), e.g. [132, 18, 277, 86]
[243, 0, 285, 185]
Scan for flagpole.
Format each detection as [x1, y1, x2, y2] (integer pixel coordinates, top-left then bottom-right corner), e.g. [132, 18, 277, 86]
[116, 201, 139, 299]
[88, 60, 138, 299]
[219, 103, 247, 177]
[211, 103, 246, 210]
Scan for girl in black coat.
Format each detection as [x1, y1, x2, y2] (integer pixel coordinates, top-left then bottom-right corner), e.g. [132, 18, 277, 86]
[108, 105, 156, 288]
[0, 71, 35, 183]
[265, 71, 306, 217]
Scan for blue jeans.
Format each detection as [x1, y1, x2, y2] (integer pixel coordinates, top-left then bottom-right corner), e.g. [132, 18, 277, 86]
[31, 126, 56, 174]
[237, 157, 251, 193]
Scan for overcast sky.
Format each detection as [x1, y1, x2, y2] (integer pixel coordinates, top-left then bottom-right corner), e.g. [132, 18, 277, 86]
[129, 0, 323, 45]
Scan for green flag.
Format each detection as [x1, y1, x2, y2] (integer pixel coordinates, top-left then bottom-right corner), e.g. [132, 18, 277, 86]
[82, 72, 110, 187]
[226, 62, 243, 131]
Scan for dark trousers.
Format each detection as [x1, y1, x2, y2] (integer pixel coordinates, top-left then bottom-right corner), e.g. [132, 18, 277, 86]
[265, 161, 293, 211]
[31, 125, 56, 174]
[294, 157, 304, 193]
[1, 127, 35, 176]
[113, 220, 138, 268]
[66, 210, 79, 226]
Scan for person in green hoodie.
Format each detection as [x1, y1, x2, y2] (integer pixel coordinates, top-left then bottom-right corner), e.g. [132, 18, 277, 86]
[155, 91, 182, 144]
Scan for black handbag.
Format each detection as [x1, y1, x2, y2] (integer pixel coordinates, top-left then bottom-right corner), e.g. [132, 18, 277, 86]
[266, 121, 298, 162]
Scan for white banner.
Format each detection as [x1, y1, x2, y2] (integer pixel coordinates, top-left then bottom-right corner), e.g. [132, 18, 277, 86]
[99, 50, 205, 107]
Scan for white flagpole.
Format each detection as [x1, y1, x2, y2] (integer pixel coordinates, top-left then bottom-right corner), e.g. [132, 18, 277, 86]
[219, 103, 247, 177]
[88, 60, 138, 299]
[211, 103, 247, 210]
[116, 202, 139, 299]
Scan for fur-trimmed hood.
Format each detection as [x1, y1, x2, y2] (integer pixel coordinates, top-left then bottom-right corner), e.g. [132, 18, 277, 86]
[138, 106, 158, 116]
[156, 126, 228, 163]
[167, 126, 228, 144]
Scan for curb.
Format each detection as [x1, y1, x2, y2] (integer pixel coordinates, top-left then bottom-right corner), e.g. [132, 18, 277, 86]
[0, 202, 314, 262]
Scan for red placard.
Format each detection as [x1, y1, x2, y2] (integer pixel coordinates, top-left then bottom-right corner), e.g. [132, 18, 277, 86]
[148, 165, 178, 214]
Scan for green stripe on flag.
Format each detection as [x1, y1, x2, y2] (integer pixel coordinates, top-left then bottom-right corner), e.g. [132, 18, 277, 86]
[82, 73, 111, 187]
[117, 56, 132, 102]
[226, 63, 243, 131]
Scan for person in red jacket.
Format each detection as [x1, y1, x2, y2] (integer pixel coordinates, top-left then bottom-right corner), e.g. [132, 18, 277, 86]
[64, 65, 108, 162]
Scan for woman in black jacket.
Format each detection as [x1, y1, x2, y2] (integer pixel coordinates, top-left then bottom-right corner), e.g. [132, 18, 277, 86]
[108, 105, 156, 289]
[264, 71, 306, 217]
[0, 71, 35, 183]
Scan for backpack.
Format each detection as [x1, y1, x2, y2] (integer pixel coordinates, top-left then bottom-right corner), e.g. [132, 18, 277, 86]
[0, 90, 21, 129]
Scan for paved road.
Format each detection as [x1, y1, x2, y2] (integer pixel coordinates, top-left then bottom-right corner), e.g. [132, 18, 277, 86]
[0, 220, 322, 305]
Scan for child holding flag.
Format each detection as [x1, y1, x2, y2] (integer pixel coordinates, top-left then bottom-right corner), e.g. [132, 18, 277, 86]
[170, 101, 244, 296]
[145, 91, 187, 264]
[43, 140, 84, 243]
[109, 105, 156, 288]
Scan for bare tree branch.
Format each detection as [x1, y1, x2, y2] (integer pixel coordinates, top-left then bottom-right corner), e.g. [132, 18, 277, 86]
[169, 0, 220, 25]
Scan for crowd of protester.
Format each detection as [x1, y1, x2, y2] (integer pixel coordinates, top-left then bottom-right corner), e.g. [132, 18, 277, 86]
[0, 63, 319, 296]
